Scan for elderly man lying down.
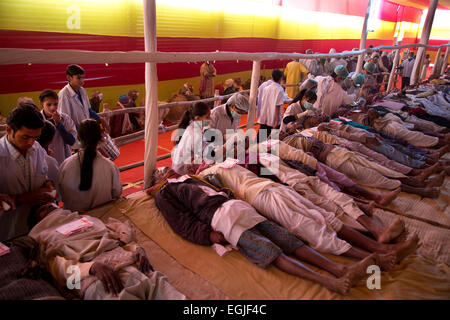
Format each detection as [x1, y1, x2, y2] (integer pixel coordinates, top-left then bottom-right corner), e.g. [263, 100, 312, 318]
[28, 203, 186, 300]
[152, 173, 375, 295]
[193, 162, 418, 269]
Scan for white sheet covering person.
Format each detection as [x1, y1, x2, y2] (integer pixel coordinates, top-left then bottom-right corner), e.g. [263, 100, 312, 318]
[29, 204, 186, 300]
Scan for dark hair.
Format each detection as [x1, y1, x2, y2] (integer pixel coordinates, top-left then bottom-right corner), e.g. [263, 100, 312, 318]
[37, 120, 56, 147]
[77, 119, 102, 191]
[178, 102, 209, 130]
[176, 102, 210, 145]
[7, 103, 44, 132]
[66, 64, 85, 76]
[272, 69, 283, 83]
[291, 89, 317, 106]
[39, 89, 58, 102]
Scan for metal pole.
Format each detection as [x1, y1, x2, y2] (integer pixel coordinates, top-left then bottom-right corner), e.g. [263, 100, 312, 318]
[143, 0, 159, 188]
[387, 49, 400, 92]
[247, 60, 261, 130]
[356, 0, 372, 74]
[410, 0, 438, 85]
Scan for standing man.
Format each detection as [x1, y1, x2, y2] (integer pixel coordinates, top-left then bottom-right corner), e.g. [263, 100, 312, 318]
[199, 61, 217, 99]
[258, 69, 286, 142]
[284, 59, 309, 99]
[0, 103, 57, 241]
[399, 51, 415, 89]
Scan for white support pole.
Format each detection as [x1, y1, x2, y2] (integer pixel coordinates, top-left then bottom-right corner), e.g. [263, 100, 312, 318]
[410, 0, 438, 85]
[440, 46, 449, 75]
[356, 0, 372, 74]
[143, 0, 159, 188]
[430, 46, 442, 76]
[247, 60, 261, 130]
[387, 49, 400, 91]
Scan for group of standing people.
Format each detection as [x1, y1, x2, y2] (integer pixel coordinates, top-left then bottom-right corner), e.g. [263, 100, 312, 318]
[0, 64, 122, 242]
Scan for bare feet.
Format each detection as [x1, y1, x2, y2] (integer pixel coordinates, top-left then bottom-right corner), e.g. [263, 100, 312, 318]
[374, 252, 396, 271]
[391, 234, 420, 264]
[377, 218, 405, 244]
[426, 171, 446, 188]
[326, 273, 352, 295]
[416, 162, 440, 180]
[343, 254, 377, 287]
[422, 187, 440, 198]
[377, 188, 401, 206]
[356, 201, 375, 216]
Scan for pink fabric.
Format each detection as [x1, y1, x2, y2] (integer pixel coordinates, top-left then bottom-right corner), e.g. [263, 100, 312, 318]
[374, 100, 405, 111]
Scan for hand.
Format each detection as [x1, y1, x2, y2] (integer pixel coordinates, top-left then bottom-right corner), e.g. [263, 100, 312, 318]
[209, 231, 228, 245]
[0, 194, 16, 211]
[89, 262, 124, 296]
[17, 185, 56, 205]
[51, 112, 61, 125]
[134, 247, 154, 274]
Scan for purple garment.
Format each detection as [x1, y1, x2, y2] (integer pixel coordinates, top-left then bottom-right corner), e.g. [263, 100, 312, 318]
[316, 162, 356, 191]
[373, 100, 406, 111]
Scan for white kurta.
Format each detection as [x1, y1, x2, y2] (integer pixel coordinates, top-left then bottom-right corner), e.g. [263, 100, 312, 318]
[0, 137, 48, 241]
[256, 79, 273, 118]
[258, 82, 286, 127]
[41, 110, 77, 164]
[171, 121, 214, 175]
[209, 104, 239, 136]
[57, 150, 122, 212]
[280, 102, 303, 133]
[314, 76, 355, 117]
[58, 83, 91, 128]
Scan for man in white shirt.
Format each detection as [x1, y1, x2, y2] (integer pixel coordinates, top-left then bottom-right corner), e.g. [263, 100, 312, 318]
[0, 104, 57, 241]
[258, 69, 286, 142]
[399, 52, 415, 89]
[58, 64, 101, 128]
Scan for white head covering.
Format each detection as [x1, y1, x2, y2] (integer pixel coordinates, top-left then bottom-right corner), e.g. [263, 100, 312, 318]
[227, 92, 249, 112]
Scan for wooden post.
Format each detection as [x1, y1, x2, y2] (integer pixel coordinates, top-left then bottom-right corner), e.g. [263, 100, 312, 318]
[356, 0, 372, 74]
[440, 46, 449, 75]
[387, 49, 400, 92]
[246, 60, 261, 130]
[410, 0, 438, 85]
[430, 46, 442, 77]
[143, 0, 159, 188]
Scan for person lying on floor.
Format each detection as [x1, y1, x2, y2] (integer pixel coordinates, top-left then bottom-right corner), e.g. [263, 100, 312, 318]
[249, 150, 406, 244]
[326, 116, 450, 169]
[355, 109, 450, 149]
[152, 173, 376, 295]
[194, 162, 418, 270]
[275, 138, 401, 206]
[308, 123, 446, 188]
[281, 133, 441, 198]
[28, 203, 186, 300]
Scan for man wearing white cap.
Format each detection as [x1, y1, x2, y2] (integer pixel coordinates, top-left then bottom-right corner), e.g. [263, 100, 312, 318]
[210, 92, 249, 137]
[314, 65, 356, 117]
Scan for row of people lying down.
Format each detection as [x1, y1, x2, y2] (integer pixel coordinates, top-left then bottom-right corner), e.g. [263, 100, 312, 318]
[149, 163, 419, 295]
[0, 103, 122, 242]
